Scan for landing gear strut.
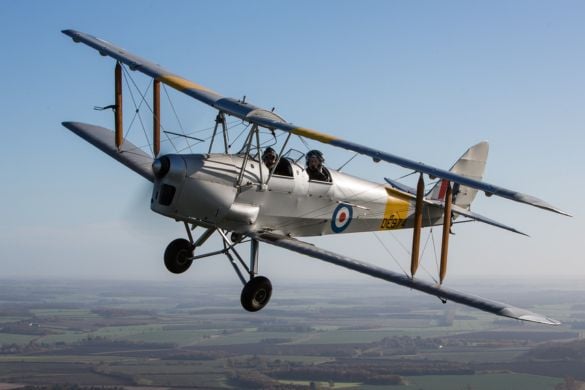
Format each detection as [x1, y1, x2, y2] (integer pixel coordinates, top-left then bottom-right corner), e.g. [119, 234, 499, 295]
[163, 224, 273, 312]
[217, 231, 273, 312]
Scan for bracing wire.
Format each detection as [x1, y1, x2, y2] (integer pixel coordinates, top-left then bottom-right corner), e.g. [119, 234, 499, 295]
[337, 152, 359, 171]
[228, 123, 251, 149]
[392, 170, 418, 181]
[121, 66, 153, 154]
[388, 230, 411, 256]
[423, 207, 441, 279]
[139, 119, 242, 154]
[119, 64, 249, 155]
[373, 232, 409, 277]
[297, 135, 312, 150]
[173, 121, 249, 154]
[419, 228, 439, 284]
[162, 84, 193, 153]
[122, 65, 187, 155]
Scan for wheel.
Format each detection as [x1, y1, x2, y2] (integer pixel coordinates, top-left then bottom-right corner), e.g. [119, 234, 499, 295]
[230, 232, 243, 243]
[164, 238, 194, 274]
[240, 276, 272, 312]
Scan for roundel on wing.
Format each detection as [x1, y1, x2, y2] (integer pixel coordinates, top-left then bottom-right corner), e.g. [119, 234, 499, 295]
[331, 204, 353, 233]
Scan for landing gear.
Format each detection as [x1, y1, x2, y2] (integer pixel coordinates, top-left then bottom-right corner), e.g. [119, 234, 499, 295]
[164, 223, 215, 275]
[164, 238, 193, 274]
[218, 231, 273, 312]
[241, 276, 272, 312]
[163, 224, 274, 312]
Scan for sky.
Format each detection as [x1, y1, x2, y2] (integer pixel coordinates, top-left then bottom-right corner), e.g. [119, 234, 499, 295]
[0, 1, 584, 288]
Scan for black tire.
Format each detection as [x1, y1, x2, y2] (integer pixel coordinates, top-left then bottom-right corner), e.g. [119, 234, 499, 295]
[240, 276, 272, 312]
[164, 238, 194, 274]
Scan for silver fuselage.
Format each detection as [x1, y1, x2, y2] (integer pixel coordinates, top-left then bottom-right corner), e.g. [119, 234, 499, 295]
[151, 153, 445, 236]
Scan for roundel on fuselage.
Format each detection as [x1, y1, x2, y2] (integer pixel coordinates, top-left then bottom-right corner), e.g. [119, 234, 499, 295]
[331, 204, 353, 233]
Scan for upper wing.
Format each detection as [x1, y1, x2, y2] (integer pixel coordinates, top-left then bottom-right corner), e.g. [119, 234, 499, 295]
[62, 30, 223, 107]
[62, 29, 570, 217]
[253, 232, 560, 325]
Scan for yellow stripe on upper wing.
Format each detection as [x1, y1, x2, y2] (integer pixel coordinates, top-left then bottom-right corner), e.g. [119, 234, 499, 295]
[379, 188, 412, 230]
[159, 74, 213, 93]
[291, 127, 338, 144]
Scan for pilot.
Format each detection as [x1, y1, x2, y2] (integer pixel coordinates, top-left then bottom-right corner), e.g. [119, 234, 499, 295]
[305, 149, 331, 182]
[262, 147, 293, 176]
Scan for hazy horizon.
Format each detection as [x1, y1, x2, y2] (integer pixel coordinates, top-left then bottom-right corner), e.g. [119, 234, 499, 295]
[1, 1, 583, 284]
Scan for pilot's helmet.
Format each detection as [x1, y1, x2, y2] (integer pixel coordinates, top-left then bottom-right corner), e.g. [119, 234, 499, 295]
[306, 149, 325, 165]
[262, 147, 277, 162]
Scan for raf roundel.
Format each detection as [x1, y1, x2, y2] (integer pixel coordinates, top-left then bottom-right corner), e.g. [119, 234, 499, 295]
[331, 204, 353, 233]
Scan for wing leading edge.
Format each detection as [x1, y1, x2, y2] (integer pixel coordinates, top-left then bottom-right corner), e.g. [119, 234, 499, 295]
[249, 116, 570, 217]
[62, 29, 570, 217]
[62, 29, 223, 107]
[62, 121, 154, 182]
[253, 232, 560, 326]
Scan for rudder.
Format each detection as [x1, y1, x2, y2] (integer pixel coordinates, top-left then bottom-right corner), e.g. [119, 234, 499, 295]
[428, 141, 489, 210]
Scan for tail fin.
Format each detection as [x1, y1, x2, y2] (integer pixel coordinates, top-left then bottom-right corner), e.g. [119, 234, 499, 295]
[428, 141, 489, 210]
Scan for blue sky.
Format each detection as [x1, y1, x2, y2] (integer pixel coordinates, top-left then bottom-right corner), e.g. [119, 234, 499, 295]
[0, 1, 583, 284]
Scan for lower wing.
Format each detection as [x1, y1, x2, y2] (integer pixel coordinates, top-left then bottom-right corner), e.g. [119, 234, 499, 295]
[63, 122, 154, 182]
[252, 232, 560, 325]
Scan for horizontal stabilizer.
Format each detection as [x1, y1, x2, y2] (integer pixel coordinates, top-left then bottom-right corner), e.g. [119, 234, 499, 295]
[384, 178, 525, 235]
[424, 199, 528, 236]
[62, 122, 154, 182]
[253, 232, 560, 325]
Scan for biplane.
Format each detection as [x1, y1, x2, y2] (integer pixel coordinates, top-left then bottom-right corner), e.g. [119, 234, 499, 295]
[61, 29, 570, 325]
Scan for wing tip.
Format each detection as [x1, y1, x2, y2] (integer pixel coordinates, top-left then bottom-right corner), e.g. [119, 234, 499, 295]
[513, 193, 572, 217]
[61, 29, 76, 37]
[541, 205, 572, 217]
[62, 121, 84, 133]
[500, 307, 561, 326]
[555, 209, 573, 218]
[536, 201, 572, 217]
[519, 314, 562, 326]
[61, 121, 75, 130]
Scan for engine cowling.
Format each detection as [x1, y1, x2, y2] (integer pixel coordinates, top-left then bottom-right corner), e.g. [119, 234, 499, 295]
[150, 154, 238, 225]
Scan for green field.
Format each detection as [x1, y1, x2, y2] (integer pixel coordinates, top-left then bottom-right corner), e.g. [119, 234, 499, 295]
[400, 373, 562, 390]
[279, 374, 562, 389]
[0, 279, 583, 388]
[0, 333, 38, 345]
[279, 380, 361, 388]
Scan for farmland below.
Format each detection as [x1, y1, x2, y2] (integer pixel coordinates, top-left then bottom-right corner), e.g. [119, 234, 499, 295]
[0, 278, 584, 389]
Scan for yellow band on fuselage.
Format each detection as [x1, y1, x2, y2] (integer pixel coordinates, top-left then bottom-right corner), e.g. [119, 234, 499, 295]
[291, 127, 338, 144]
[379, 188, 411, 230]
